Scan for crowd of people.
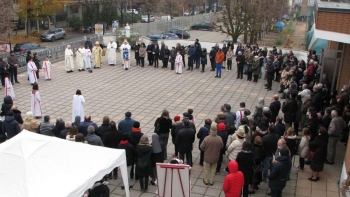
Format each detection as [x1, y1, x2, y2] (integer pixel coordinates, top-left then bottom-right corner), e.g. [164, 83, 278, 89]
[0, 40, 349, 197]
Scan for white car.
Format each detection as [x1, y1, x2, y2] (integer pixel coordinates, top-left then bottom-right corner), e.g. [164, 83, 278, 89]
[141, 15, 155, 23]
[126, 9, 138, 15]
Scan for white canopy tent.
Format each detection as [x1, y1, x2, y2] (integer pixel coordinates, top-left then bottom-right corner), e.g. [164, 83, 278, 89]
[0, 131, 130, 197]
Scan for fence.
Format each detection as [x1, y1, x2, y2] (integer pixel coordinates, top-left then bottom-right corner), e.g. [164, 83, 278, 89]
[130, 13, 219, 36]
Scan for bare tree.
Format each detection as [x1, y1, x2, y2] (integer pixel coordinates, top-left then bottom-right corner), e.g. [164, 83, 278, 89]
[0, 0, 15, 43]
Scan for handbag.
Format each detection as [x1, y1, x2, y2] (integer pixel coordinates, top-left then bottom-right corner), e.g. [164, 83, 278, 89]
[310, 143, 325, 159]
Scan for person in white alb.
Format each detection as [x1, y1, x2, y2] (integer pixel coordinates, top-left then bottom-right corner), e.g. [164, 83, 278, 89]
[42, 56, 52, 80]
[72, 89, 85, 122]
[107, 39, 117, 65]
[85, 46, 92, 70]
[76, 44, 86, 71]
[175, 51, 183, 74]
[31, 83, 42, 119]
[65, 45, 74, 73]
[235, 102, 247, 128]
[27, 57, 37, 85]
[4, 72, 15, 99]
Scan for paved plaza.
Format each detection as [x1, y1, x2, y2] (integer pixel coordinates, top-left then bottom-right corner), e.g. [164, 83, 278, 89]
[4, 35, 344, 196]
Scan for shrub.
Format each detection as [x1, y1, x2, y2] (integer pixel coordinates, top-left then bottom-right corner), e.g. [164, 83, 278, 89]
[68, 16, 84, 31]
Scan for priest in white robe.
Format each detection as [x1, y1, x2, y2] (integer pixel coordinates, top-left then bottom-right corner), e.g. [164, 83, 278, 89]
[65, 45, 74, 73]
[76, 44, 86, 71]
[72, 89, 85, 122]
[42, 56, 52, 80]
[119, 39, 131, 66]
[27, 57, 38, 84]
[85, 46, 92, 69]
[175, 51, 183, 74]
[31, 83, 42, 118]
[4, 73, 14, 99]
[107, 39, 117, 65]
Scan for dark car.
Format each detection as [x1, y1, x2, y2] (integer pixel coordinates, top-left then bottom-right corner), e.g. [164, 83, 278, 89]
[169, 29, 190, 39]
[81, 26, 92, 33]
[191, 22, 214, 31]
[163, 33, 179, 39]
[13, 42, 45, 53]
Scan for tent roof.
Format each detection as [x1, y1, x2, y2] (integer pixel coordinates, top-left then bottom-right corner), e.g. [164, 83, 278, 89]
[0, 131, 127, 197]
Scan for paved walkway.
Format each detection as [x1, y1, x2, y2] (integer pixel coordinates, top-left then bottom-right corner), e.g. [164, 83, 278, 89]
[5, 42, 343, 197]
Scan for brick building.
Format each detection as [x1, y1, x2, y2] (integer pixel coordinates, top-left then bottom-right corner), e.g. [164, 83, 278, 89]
[309, 0, 350, 92]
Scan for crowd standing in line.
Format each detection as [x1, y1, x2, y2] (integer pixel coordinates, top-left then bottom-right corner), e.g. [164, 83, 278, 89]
[0, 39, 349, 197]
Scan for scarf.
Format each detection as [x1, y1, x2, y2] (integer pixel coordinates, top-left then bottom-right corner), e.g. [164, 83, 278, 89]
[132, 127, 141, 132]
[120, 140, 129, 145]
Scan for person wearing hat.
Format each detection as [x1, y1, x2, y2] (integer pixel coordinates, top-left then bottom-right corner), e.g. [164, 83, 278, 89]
[135, 135, 152, 192]
[268, 147, 291, 197]
[2, 110, 21, 139]
[26, 50, 32, 64]
[215, 48, 224, 78]
[65, 45, 74, 73]
[265, 59, 274, 91]
[118, 111, 136, 134]
[200, 125, 223, 185]
[216, 121, 228, 175]
[226, 128, 246, 170]
[92, 41, 103, 68]
[7, 51, 20, 84]
[223, 104, 236, 129]
[171, 115, 181, 157]
[107, 39, 117, 66]
[175, 112, 196, 134]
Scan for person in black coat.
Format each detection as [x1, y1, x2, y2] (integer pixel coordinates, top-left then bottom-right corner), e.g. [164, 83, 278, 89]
[96, 116, 110, 139]
[200, 48, 207, 72]
[150, 133, 165, 184]
[128, 121, 143, 179]
[307, 112, 320, 141]
[265, 60, 275, 91]
[152, 44, 160, 68]
[134, 41, 141, 65]
[1, 96, 13, 117]
[175, 119, 196, 166]
[162, 46, 170, 68]
[88, 176, 110, 197]
[275, 116, 286, 137]
[312, 86, 324, 112]
[197, 119, 211, 166]
[250, 136, 265, 193]
[269, 95, 281, 123]
[309, 127, 329, 181]
[154, 110, 172, 160]
[262, 124, 280, 181]
[52, 118, 65, 137]
[118, 133, 135, 190]
[146, 42, 154, 66]
[10, 105, 23, 125]
[2, 110, 21, 139]
[268, 148, 291, 197]
[195, 42, 202, 69]
[103, 121, 122, 179]
[209, 47, 216, 71]
[136, 135, 153, 192]
[236, 51, 245, 79]
[236, 141, 254, 197]
[282, 93, 297, 132]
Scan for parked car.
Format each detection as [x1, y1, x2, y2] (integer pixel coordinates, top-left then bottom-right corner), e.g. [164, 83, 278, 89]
[169, 29, 190, 39]
[282, 15, 290, 21]
[222, 38, 243, 45]
[141, 15, 155, 23]
[127, 9, 139, 15]
[81, 26, 92, 33]
[146, 34, 166, 39]
[191, 22, 214, 31]
[183, 11, 190, 16]
[40, 28, 66, 42]
[163, 33, 179, 39]
[13, 42, 45, 53]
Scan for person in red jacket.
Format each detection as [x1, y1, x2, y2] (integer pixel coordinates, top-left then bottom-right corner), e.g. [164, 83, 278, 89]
[215, 48, 224, 78]
[222, 160, 244, 197]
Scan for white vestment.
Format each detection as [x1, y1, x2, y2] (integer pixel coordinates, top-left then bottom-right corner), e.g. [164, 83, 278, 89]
[86, 49, 92, 69]
[77, 48, 86, 69]
[107, 42, 117, 65]
[4, 77, 15, 99]
[65, 48, 74, 71]
[72, 94, 85, 122]
[42, 60, 52, 80]
[27, 61, 37, 84]
[31, 90, 42, 117]
[120, 43, 131, 65]
[175, 54, 183, 74]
